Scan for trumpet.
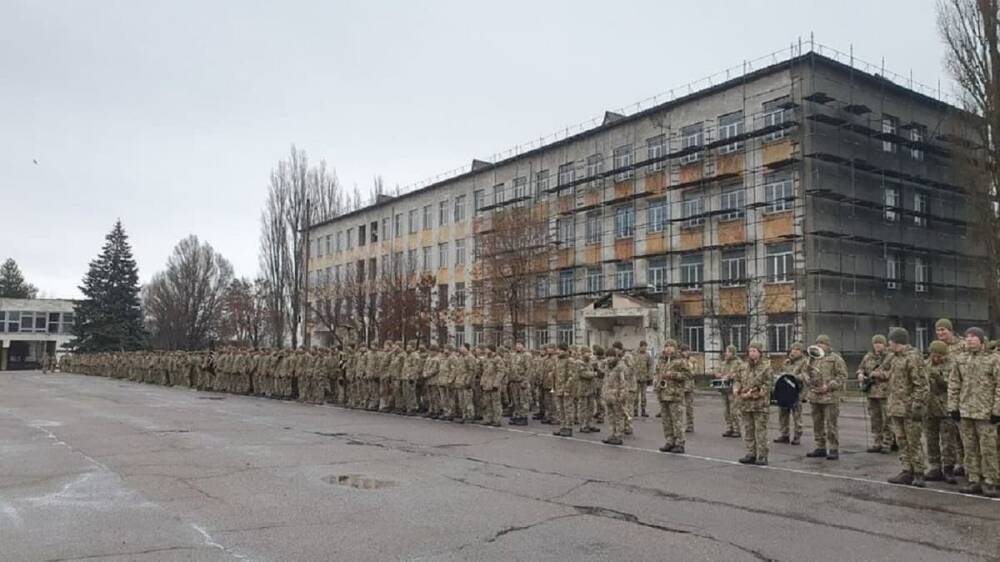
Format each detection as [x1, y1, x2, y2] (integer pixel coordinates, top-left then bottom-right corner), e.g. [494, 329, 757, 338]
[807, 345, 826, 360]
[658, 379, 669, 389]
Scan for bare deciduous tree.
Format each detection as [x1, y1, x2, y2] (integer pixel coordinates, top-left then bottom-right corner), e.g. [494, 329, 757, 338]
[222, 277, 270, 349]
[938, 0, 1000, 329]
[144, 236, 234, 350]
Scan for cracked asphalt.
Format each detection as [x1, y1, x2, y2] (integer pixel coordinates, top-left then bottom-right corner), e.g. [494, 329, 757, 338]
[1, 371, 998, 562]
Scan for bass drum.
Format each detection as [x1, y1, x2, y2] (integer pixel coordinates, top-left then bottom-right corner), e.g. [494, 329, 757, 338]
[771, 373, 802, 409]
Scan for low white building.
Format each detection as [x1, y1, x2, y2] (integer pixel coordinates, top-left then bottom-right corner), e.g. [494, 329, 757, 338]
[0, 298, 76, 370]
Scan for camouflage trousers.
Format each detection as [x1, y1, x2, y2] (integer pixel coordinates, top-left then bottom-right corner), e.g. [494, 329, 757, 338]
[604, 398, 627, 439]
[482, 390, 502, 424]
[866, 397, 893, 449]
[660, 400, 685, 447]
[924, 416, 961, 471]
[684, 391, 695, 431]
[403, 381, 420, 413]
[458, 388, 475, 420]
[577, 394, 597, 429]
[721, 392, 739, 434]
[633, 382, 648, 416]
[554, 395, 575, 429]
[810, 402, 840, 450]
[960, 419, 999, 485]
[742, 409, 769, 460]
[507, 380, 529, 419]
[777, 403, 801, 438]
[890, 416, 925, 474]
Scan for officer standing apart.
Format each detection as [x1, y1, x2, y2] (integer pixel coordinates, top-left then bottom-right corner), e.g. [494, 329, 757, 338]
[805, 335, 848, 461]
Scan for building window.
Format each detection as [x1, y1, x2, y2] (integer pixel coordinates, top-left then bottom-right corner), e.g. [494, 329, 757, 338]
[422, 246, 433, 270]
[762, 97, 791, 141]
[324, 235, 332, 255]
[882, 114, 898, 153]
[683, 318, 704, 352]
[679, 123, 704, 164]
[886, 254, 901, 290]
[586, 153, 604, 185]
[536, 275, 549, 299]
[454, 326, 466, 348]
[768, 317, 794, 352]
[557, 217, 574, 247]
[471, 283, 483, 307]
[371, 221, 379, 243]
[767, 242, 793, 283]
[532, 326, 550, 349]
[513, 176, 527, 201]
[472, 327, 484, 346]
[438, 242, 448, 269]
[407, 249, 417, 271]
[557, 324, 575, 346]
[884, 185, 900, 222]
[455, 238, 466, 266]
[914, 256, 930, 293]
[558, 269, 574, 297]
[915, 324, 929, 352]
[359, 225, 368, 247]
[336, 231, 343, 252]
[314, 237, 323, 258]
[764, 172, 793, 213]
[493, 183, 506, 207]
[914, 192, 928, 227]
[535, 169, 549, 195]
[719, 186, 744, 221]
[557, 162, 575, 189]
[613, 144, 634, 181]
[637, 199, 664, 236]
[346, 228, 354, 250]
[381, 218, 390, 241]
[587, 267, 603, 293]
[454, 195, 466, 222]
[646, 134, 666, 172]
[909, 125, 926, 161]
[408, 209, 419, 234]
[614, 206, 635, 239]
[439, 200, 449, 226]
[585, 210, 601, 245]
[474, 189, 486, 214]
[394, 214, 403, 238]
[648, 257, 668, 292]
[718, 111, 744, 153]
[721, 319, 747, 351]
[454, 282, 466, 308]
[615, 262, 634, 290]
[682, 192, 705, 227]
[422, 205, 433, 231]
[681, 253, 703, 291]
[721, 248, 746, 287]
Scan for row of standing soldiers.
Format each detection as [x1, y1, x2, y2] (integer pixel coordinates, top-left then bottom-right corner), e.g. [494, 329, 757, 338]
[59, 341, 687, 446]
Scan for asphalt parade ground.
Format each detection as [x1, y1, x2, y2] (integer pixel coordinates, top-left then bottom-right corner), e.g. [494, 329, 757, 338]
[1, 371, 997, 561]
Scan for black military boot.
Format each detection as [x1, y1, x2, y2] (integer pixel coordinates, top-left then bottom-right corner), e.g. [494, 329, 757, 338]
[658, 443, 674, 453]
[603, 436, 623, 445]
[960, 481, 982, 495]
[942, 465, 958, 484]
[866, 446, 884, 453]
[954, 465, 966, 477]
[924, 467, 945, 482]
[723, 430, 735, 438]
[589, 426, 601, 433]
[669, 445, 685, 454]
[560, 428, 573, 437]
[640, 409, 648, 417]
[790, 433, 801, 445]
[773, 435, 790, 444]
[738, 455, 756, 464]
[754, 457, 769, 466]
[910, 474, 926, 488]
[983, 484, 999, 498]
[552, 428, 564, 436]
[826, 450, 839, 460]
[805, 448, 827, 458]
[889, 442, 899, 452]
[888, 471, 914, 485]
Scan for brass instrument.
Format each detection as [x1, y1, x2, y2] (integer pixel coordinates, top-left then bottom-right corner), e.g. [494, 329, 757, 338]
[806, 345, 826, 360]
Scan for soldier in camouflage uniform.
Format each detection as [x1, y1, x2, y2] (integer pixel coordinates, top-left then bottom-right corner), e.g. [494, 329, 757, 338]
[924, 340, 960, 484]
[735, 342, 772, 465]
[601, 347, 628, 445]
[775, 342, 806, 445]
[633, 341, 652, 417]
[857, 335, 893, 453]
[576, 346, 599, 433]
[551, 343, 575, 437]
[948, 327, 1000, 497]
[804, 334, 848, 461]
[654, 339, 690, 453]
[539, 346, 557, 425]
[402, 342, 425, 415]
[884, 328, 929, 487]
[507, 343, 530, 425]
[479, 347, 504, 426]
[717, 345, 743, 438]
[936, 318, 966, 474]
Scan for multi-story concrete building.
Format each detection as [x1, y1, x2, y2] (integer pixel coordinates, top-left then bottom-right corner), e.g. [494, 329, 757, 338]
[306, 48, 985, 372]
[0, 298, 76, 370]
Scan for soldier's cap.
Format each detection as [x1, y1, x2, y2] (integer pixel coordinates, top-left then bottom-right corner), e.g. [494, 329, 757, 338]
[725, 344, 737, 354]
[748, 341, 765, 353]
[558, 342, 569, 351]
[928, 340, 948, 355]
[888, 327, 908, 345]
[611, 341, 624, 350]
[964, 326, 986, 343]
[664, 338, 678, 348]
[814, 334, 831, 346]
[935, 318, 954, 331]
[871, 334, 887, 346]
[790, 341, 804, 351]
[638, 340, 648, 348]
[592, 345, 605, 356]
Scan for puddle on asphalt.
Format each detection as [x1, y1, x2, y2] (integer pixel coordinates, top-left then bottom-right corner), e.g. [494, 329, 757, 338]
[323, 474, 396, 490]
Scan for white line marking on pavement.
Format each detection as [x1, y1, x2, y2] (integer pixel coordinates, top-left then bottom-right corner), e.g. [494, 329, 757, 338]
[190, 523, 251, 561]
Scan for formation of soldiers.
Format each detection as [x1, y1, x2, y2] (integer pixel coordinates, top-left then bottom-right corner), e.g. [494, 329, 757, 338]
[58, 315, 999, 497]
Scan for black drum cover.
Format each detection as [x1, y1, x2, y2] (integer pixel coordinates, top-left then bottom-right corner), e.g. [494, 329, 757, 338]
[771, 373, 801, 408]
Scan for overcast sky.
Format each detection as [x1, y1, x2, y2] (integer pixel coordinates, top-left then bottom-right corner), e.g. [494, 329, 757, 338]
[1, 0, 950, 299]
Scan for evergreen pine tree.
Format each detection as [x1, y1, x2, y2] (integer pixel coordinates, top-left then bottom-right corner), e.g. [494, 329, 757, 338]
[72, 220, 147, 352]
[0, 259, 38, 299]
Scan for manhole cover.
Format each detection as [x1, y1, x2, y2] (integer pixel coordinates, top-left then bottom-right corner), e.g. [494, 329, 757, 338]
[323, 474, 395, 490]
